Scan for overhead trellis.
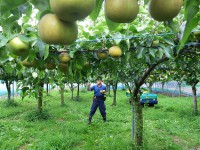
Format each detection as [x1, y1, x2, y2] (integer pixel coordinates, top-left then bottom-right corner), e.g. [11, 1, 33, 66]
[49, 42, 200, 55]
[75, 33, 176, 43]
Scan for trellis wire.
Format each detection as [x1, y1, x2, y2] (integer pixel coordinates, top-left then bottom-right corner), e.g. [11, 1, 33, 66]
[75, 33, 176, 43]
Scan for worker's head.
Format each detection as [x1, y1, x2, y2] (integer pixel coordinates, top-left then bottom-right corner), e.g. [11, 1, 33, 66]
[96, 79, 102, 85]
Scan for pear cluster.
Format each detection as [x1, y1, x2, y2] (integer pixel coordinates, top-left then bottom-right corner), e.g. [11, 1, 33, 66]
[105, 0, 183, 23]
[38, 0, 96, 45]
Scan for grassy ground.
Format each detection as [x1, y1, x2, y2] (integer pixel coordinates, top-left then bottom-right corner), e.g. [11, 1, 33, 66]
[0, 90, 199, 150]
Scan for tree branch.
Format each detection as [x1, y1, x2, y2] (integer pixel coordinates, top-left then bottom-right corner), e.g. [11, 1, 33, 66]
[133, 57, 169, 96]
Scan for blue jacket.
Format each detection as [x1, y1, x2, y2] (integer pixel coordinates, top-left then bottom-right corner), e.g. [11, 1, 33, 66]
[90, 84, 106, 98]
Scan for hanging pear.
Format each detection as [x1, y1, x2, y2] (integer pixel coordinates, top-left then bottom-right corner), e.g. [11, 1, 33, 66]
[105, 0, 139, 23]
[149, 0, 183, 21]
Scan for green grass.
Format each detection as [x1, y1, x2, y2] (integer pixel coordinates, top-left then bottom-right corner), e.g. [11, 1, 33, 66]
[0, 90, 200, 150]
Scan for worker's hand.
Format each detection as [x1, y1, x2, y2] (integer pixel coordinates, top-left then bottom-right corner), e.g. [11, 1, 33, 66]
[100, 90, 106, 94]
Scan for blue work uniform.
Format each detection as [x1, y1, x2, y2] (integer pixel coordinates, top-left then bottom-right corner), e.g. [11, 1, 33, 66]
[89, 84, 106, 119]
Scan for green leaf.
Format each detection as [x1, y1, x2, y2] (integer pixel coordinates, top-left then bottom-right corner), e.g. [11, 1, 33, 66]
[1, 16, 20, 33]
[0, 0, 28, 15]
[38, 71, 45, 79]
[30, 0, 50, 12]
[180, 16, 199, 49]
[0, 34, 8, 48]
[0, 47, 9, 63]
[157, 48, 164, 59]
[75, 55, 87, 70]
[105, 16, 120, 31]
[167, 20, 180, 33]
[90, 0, 103, 21]
[163, 47, 172, 58]
[149, 48, 156, 58]
[44, 45, 49, 60]
[20, 86, 29, 100]
[18, 34, 37, 43]
[125, 52, 131, 62]
[74, 70, 82, 81]
[68, 62, 73, 77]
[163, 37, 174, 46]
[34, 39, 46, 58]
[184, 0, 199, 22]
[16, 62, 23, 71]
[3, 63, 14, 73]
[137, 47, 145, 59]
[180, 0, 200, 48]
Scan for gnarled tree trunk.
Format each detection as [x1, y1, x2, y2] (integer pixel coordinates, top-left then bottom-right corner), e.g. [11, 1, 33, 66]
[69, 83, 74, 100]
[5, 80, 12, 101]
[132, 88, 143, 147]
[60, 86, 65, 106]
[38, 82, 44, 113]
[46, 82, 49, 96]
[191, 81, 198, 114]
[161, 82, 165, 93]
[177, 81, 182, 97]
[112, 82, 118, 106]
[77, 82, 80, 98]
[106, 83, 111, 96]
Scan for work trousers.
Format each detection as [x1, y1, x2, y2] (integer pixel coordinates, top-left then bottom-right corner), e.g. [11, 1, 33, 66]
[89, 99, 106, 118]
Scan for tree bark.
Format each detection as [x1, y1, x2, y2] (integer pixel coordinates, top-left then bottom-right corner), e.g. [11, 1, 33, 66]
[38, 82, 44, 113]
[132, 88, 143, 147]
[133, 95, 143, 147]
[46, 82, 49, 96]
[177, 81, 182, 97]
[77, 82, 80, 98]
[112, 82, 118, 106]
[192, 82, 198, 114]
[106, 83, 111, 96]
[60, 86, 65, 106]
[121, 83, 125, 90]
[70, 83, 74, 100]
[5, 80, 11, 101]
[161, 82, 165, 93]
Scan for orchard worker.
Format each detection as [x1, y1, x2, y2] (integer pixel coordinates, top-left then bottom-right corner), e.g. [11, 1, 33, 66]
[88, 79, 106, 124]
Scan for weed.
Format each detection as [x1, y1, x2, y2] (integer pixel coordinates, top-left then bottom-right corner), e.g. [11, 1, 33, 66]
[80, 88, 87, 93]
[2, 100, 18, 107]
[24, 110, 52, 122]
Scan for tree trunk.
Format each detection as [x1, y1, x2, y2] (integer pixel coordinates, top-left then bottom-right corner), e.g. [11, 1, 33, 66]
[112, 82, 118, 106]
[161, 82, 165, 93]
[133, 92, 143, 147]
[70, 83, 74, 100]
[60, 86, 65, 106]
[192, 83, 198, 114]
[5, 80, 11, 101]
[46, 82, 49, 96]
[12, 82, 14, 99]
[107, 83, 111, 96]
[77, 82, 80, 98]
[38, 82, 44, 113]
[121, 83, 125, 90]
[177, 81, 182, 97]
